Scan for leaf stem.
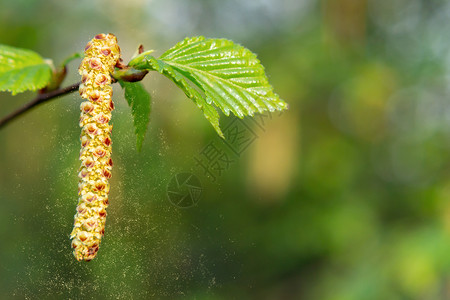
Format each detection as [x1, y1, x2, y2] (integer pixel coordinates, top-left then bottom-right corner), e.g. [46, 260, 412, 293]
[0, 66, 151, 129]
[0, 82, 80, 129]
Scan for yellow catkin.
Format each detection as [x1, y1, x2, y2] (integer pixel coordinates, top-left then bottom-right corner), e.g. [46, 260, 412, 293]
[70, 33, 121, 261]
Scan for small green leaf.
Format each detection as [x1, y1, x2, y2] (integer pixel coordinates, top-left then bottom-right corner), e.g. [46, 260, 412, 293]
[129, 36, 287, 137]
[60, 52, 83, 68]
[119, 81, 151, 151]
[0, 44, 53, 95]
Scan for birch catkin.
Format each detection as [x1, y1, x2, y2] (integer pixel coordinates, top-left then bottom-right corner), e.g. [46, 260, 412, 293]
[71, 33, 120, 261]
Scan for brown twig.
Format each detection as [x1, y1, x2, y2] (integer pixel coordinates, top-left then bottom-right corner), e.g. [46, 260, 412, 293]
[0, 82, 81, 129]
[0, 65, 149, 129]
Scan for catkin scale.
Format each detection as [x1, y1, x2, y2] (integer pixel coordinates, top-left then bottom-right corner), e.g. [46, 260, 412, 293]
[70, 33, 120, 261]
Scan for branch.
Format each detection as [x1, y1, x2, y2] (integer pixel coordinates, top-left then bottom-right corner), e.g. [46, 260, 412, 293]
[0, 82, 80, 129]
[0, 66, 149, 129]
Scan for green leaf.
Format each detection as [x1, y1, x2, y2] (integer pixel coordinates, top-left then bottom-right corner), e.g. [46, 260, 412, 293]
[129, 36, 287, 137]
[0, 44, 53, 95]
[60, 51, 83, 68]
[119, 81, 152, 151]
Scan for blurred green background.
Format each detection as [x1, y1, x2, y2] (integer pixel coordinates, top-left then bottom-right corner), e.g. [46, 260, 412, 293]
[1, 0, 450, 299]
